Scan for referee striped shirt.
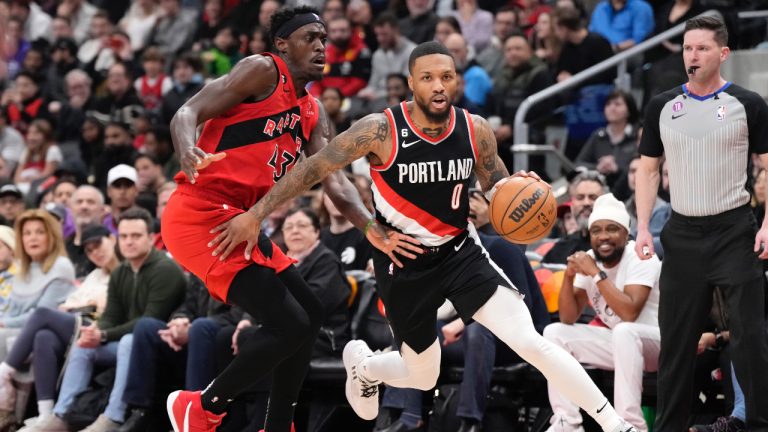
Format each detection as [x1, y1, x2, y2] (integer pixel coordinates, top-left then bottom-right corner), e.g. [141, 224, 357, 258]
[639, 82, 768, 217]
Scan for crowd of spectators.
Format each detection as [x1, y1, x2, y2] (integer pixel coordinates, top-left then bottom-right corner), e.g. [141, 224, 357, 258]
[0, 0, 766, 431]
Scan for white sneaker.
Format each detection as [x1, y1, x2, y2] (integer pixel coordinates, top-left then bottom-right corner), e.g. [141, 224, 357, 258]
[80, 414, 121, 432]
[18, 413, 68, 431]
[343, 340, 381, 420]
[609, 421, 639, 432]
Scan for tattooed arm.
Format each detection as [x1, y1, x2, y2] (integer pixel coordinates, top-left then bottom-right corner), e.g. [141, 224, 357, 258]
[251, 113, 388, 222]
[472, 115, 511, 194]
[209, 112, 422, 263]
[308, 101, 371, 231]
[471, 114, 542, 199]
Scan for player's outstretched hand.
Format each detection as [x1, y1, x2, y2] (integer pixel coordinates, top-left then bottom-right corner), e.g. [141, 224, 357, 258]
[366, 221, 423, 268]
[754, 226, 768, 260]
[634, 228, 655, 260]
[181, 147, 226, 184]
[209, 211, 261, 261]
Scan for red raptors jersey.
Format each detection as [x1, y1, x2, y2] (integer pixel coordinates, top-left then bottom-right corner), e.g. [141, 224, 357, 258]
[174, 53, 319, 209]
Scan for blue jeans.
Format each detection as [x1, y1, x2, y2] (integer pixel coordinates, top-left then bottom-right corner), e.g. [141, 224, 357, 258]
[122, 317, 222, 408]
[53, 334, 133, 423]
[731, 363, 746, 421]
[381, 321, 496, 423]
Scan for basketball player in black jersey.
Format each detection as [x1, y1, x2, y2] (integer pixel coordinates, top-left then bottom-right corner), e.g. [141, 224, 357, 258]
[209, 42, 639, 432]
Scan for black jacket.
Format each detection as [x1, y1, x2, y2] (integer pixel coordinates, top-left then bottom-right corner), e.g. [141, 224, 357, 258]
[171, 274, 243, 327]
[298, 244, 352, 357]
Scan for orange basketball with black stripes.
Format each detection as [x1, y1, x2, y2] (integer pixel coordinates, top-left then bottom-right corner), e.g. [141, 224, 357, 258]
[489, 177, 556, 244]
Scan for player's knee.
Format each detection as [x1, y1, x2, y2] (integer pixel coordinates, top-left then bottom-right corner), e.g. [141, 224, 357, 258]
[402, 341, 441, 390]
[410, 363, 440, 390]
[507, 328, 548, 360]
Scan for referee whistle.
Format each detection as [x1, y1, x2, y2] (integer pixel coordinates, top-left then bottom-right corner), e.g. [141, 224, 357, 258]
[642, 246, 651, 257]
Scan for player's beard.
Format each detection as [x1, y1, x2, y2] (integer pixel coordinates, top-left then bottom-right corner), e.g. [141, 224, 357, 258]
[414, 94, 451, 124]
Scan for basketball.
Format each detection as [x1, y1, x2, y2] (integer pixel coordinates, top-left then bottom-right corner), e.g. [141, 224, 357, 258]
[489, 177, 557, 244]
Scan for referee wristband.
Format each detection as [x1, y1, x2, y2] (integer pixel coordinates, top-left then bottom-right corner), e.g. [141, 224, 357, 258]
[363, 219, 376, 236]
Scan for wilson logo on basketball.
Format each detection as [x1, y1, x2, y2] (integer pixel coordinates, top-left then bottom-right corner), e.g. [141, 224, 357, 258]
[508, 188, 544, 223]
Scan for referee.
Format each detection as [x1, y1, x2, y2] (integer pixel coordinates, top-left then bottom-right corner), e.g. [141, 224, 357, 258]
[634, 16, 768, 431]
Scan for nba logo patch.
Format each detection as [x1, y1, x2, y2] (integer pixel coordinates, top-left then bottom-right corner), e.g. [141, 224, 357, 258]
[388, 263, 394, 275]
[717, 105, 726, 121]
[673, 101, 683, 112]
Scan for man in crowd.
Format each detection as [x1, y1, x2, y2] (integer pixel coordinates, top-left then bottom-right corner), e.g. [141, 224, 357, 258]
[310, 16, 371, 98]
[485, 32, 553, 170]
[476, 7, 519, 81]
[444, 33, 492, 109]
[65, 185, 106, 278]
[545, 194, 661, 432]
[33, 208, 186, 431]
[357, 13, 415, 102]
[103, 165, 139, 236]
[0, 184, 25, 227]
[399, 0, 438, 44]
[544, 171, 608, 264]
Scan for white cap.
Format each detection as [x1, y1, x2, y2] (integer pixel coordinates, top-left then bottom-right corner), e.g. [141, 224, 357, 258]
[588, 193, 630, 232]
[107, 164, 137, 186]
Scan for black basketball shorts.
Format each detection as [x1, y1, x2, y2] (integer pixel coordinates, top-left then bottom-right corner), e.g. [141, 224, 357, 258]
[372, 227, 518, 354]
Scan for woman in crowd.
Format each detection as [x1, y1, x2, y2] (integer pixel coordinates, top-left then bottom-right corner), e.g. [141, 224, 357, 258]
[247, 26, 270, 55]
[283, 208, 350, 357]
[532, 11, 560, 69]
[0, 210, 75, 359]
[320, 87, 351, 136]
[0, 224, 115, 427]
[575, 90, 639, 190]
[434, 16, 462, 46]
[14, 119, 63, 195]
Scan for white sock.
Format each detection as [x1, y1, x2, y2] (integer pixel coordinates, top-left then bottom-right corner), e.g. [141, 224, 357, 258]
[0, 362, 15, 381]
[359, 351, 409, 383]
[591, 400, 622, 432]
[472, 288, 623, 432]
[37, 400, 54, 416]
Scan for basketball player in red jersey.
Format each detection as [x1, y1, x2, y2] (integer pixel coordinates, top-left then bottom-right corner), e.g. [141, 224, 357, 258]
[162, 6, 420, 432]
[210, 41, 640, 432]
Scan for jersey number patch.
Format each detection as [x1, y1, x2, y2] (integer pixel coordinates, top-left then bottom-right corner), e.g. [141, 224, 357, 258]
[268, 147, 297, 183]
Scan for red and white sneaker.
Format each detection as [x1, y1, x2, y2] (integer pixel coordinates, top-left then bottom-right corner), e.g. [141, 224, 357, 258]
[167, 390, 226, 432]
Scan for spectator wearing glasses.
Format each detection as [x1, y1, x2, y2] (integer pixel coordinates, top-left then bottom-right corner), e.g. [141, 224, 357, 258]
[544, 171, 608, 264]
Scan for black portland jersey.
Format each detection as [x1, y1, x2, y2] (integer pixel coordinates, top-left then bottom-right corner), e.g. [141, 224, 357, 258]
[370, 101, 478, 246]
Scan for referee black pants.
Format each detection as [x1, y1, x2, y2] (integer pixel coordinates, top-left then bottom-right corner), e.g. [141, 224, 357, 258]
[656, 205, 768, 431]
